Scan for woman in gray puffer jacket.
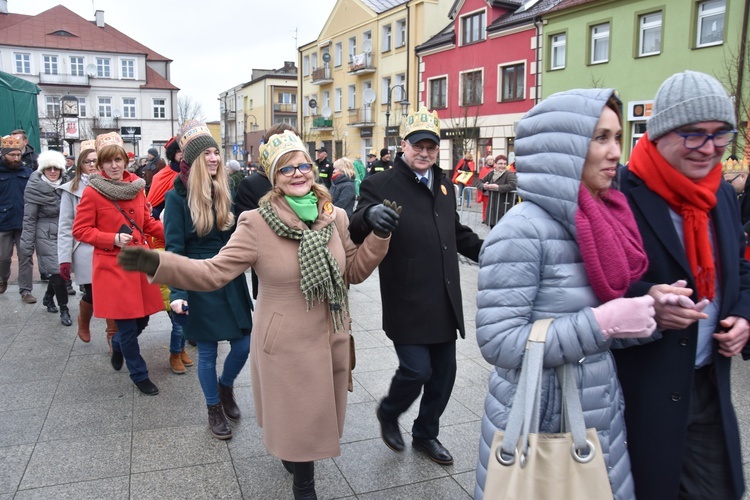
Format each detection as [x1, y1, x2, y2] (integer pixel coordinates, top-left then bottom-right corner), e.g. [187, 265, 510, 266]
[21, 150, 71, 326]
[474, 89, 658, 500]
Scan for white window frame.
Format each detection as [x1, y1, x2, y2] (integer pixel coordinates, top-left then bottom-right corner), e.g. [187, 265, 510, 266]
[347, 84, 356, 110]
[395, 19, 406, 48]
[638, 11, 662, 57]
[348, 36, 357, 58]
[498, 61, 526, 102]
[322, 90, 330, 110]
[550, 33, 566, 70]
[334, 88, 342, 112]
[45, 95, 60, 116]
[78, 96, 87, 117]
[121, 58, 135, 79]
[96, 57, 111, 78]
[334, 42, 343, 67]
[303, 55, 310, 76]
[394, 73, 405, 102]
[152, 98, 166, 119]
[427, 75, 448, 109]
[382, 24, 392, 52]
[459, 68, 484, 106]
[311, 53, 318, 71]
[590, 23, 610, 64]
[70, 56, 84, 76]
[696, 0, 725, 47]
[98, 97, 112, 118]
[382, 76, 392, 104]
[43, 55, 59, 75]
[14, 53, 30, 74]
[122, 97, 136, 118]
[460, 9, 486, 46]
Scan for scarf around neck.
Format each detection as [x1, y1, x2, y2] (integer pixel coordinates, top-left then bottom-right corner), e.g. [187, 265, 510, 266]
[285, 192, 319, 222]
[259, 199, 348, 332]
[89, 172, 145, 201]
[575, 187, 649, 302]
[629, 132, 721, 300]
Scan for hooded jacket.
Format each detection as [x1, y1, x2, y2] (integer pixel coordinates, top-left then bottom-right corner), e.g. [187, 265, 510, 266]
[474, 89, 635, 500]
[57, 178, 94, 284]
[21, 170, 68, 275]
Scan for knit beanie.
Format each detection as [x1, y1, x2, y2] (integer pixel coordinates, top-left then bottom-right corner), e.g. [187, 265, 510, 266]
[227, 159, 241, 172]
[647, 70, 736, 140]
[178, 120, 219, 166]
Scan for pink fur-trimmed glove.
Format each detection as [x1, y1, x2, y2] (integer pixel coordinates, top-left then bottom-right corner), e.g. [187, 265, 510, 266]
[592, 295, 657, 339]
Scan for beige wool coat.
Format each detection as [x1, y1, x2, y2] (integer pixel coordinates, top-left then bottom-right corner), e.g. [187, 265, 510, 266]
[152, 196, 389, 461]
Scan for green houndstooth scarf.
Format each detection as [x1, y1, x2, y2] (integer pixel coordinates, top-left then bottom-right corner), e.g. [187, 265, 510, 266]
[259, 200, 348, 332]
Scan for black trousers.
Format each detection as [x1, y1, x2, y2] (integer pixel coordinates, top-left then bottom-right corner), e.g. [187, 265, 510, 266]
[379, 340, 457, 440]
[46, 273, 68, 307]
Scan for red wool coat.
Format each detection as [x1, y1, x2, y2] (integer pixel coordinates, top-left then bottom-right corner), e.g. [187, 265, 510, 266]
[72, 172, 165, 319]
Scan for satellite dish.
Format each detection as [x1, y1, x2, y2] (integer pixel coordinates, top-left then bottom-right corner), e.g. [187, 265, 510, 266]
[308, 98, 318, 109]
[321, 106, 332, 119]
[362, 39, 372, 54]
[85, 64, 97, 77]
[363, 88, 376, 104]
[322, 53, 331, 63]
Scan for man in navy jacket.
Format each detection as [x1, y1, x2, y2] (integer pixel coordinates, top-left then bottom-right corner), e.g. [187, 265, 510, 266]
[615, 71, 750, 500]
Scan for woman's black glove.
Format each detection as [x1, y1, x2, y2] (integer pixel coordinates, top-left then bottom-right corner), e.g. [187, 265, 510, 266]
[117, 247, 160, 275]
[364, 200, 402, 238]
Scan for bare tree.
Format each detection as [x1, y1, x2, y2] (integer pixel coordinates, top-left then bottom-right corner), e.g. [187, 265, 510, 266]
[177, 94, 206, 124]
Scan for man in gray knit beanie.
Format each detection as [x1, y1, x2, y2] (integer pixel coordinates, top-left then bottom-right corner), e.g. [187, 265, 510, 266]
[614, 70, 748, 500]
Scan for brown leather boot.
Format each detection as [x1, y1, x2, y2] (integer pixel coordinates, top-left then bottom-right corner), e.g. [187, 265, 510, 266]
[105, 319, 118, 355]
[77, 300, 93, 342]
[170, 352, 186, 374]
[180, 347, 194, 367]
[207, 402, 232, 440]
[218, 381, 240, 421]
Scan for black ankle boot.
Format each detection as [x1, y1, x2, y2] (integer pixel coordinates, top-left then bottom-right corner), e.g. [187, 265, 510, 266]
[59, 306, 72, 326]
[292, 461, 317, 500]
[42, 292, 57, 313]
[218, 380, 240, 421]
[207, 402, 232, 440]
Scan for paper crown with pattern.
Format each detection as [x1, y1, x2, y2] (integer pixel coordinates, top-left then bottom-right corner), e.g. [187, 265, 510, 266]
[1, 135, 23, 152]
[95, 132, 124, 152]
[80, 139, 96, 152]
[259, 130, 309, 186]
[401, 106, 441, 143]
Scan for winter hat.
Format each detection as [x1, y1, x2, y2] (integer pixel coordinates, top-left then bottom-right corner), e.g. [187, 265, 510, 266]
[647, 70, 736, 140]
[178, 120, 219, 166]
[165, 136, 180, 162]
[1, 135, 22, 155]
[259, 130, 309, 187]
[147, 147, 159, 158]
[227, 159, 241, 172]
[380, 148, 390, 158]
[37, 150, 66, 171]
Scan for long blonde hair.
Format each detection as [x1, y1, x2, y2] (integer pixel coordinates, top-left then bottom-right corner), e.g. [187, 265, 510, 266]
[186, 151, 235, 237]
[260, 150, 332, 205]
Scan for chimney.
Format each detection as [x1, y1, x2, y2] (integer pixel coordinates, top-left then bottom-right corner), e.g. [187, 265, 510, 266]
[0, 0, 8, 15]
[95, 9, 104, 28]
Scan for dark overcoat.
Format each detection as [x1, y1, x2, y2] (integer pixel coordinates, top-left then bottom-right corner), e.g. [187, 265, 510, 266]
[163, 178, 253, 342]
[614, 166, 750, 500]
[350, 155, 482, 344]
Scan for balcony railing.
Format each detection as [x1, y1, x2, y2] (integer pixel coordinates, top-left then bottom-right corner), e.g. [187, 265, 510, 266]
[348, 107, 375, 127]
[348, 53, 376, 74]
[312, 117, 333, 129]
[311, 66, 333, 85]
[38, 72, 90, 86]
[273, 103, 298, 113]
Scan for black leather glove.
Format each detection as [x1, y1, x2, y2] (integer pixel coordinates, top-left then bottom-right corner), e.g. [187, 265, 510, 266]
[365, 199, 402, 238]
[117, 247, 160, 275]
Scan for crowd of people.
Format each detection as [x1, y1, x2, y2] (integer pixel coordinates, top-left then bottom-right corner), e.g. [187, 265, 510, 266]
[2, 69, 750, 500]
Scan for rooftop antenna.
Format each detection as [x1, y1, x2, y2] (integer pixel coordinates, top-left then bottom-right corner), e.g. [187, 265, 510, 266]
[292, 27, 298, 51]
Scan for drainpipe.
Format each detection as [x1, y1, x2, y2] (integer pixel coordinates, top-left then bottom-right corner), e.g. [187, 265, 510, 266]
[733, 0, 749, 157]
[406, 3, 411, 112]
[534, 16, 542, 104]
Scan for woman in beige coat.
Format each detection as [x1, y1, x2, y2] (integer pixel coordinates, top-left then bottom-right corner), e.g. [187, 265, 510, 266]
[119, 130, 400, 500]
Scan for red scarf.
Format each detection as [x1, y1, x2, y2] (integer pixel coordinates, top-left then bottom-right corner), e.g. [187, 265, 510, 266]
[576, 187, 649, 302]
[629, 133, 721, 300]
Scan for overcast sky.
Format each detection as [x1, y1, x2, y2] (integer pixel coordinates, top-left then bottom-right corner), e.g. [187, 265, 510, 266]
[13, 0, 337, 121]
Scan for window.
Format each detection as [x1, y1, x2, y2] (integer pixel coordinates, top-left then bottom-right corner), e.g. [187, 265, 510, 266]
[322, 90, 330, 110]
[96, 57, 111, 77]
[303, 95, 310, 116]
[303, 55, 310, 76]
[395, 19, 406, 48]
[590, 23, 610, 64]
[382, 76, 391, 104]
[278, 92, 296, 104]
[550, 33, 566, 70]
[334, 88, 342, 112]
[348, 84, 356, 109]
[382, 24, 392, 52]
[43, 55, 58, 75]
[311, 53, 318, 71]
[98, 97, 112, 118]
[500, 63, 525, 101]
[394, 73, 405, 102]
[14, 53, 30, 74]
[122, 98, 136, 118]
[121, 59, 135, 79]
[461, 11, 486, 45]
[363, 30, 372, 44]
[334, 42, 342, 67]
[348, 36, 357, 58]
[70, 56, 84, 76]
[78, 96, 87, 117]
[153, 98, 166, 118]
[638, 12, 662, 56]
[429, 77, 447, 109]
[697, 0, 725, 47]
[461, 70, 483, 106]
[45, 95, 60, 116]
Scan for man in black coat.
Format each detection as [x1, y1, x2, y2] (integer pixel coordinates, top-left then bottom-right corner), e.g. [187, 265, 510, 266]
[366, 147, 392, 178]
[614, 71, 750, 500]
[314, 146, 333, 188]
[350, 107, 482, 465]
[10, 129, 38, 171]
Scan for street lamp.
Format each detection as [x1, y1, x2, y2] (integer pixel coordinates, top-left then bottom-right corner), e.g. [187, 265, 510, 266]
[125, 127, 138, 156]
[244, 114, 259, 163]
[245, 114, 259, 133]
[384, 84, 410, 152]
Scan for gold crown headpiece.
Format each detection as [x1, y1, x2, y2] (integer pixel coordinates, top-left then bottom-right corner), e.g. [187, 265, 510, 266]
[95, 132, 124, 152]
[401, 106, 441, 141]
[1, 135, 23, 151]
[259, 130, 309, 186]
[80, 139, 96, 152]
[178, 120, 212, 150]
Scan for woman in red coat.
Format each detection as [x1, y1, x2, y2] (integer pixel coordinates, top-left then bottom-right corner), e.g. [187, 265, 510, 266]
[73, 132, 165, 396]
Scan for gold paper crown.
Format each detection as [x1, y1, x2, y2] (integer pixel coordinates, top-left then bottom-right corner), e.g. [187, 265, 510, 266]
[178, 120, 212, 150]
[259, 130, 308, 184]
[80, 139, 96, 152]
[401, 106, 441, 140]
[95, 132, 124, 152]
[1, 135, 23, 151]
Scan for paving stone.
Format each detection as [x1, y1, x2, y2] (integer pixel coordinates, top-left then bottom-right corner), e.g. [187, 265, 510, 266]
[38, 398, 133, 442]
[0, 379, 57, 411]
[452, 470, 477, 498]
[130, 461, 241, 499]
[357, 476, 471, 499]
[13, 476, 129, 500]
[131, 425, 231, 473]
[0, 408, 46, 447]
[0, 444, 34, 494]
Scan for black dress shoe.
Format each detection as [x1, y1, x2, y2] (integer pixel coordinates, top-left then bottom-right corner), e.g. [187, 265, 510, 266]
[412, 438, 454, 465]
[135, 378, 159, 396]
[110, 350, 124, 371]
[376, 407, 404, 452]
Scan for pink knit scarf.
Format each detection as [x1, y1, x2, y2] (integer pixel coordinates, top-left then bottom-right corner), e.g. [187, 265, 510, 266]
[575, 187, 649, 302]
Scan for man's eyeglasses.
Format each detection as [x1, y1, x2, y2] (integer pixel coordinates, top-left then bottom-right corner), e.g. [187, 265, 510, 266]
[673, 129, 737, 150]
[406, 141, 439, 154]
[279, 163, 313, 176]
[82, 159, 97, 165]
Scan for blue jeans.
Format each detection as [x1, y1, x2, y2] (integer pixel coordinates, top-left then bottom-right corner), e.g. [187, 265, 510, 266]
[168, 312, 186, 354]
[196, 334, 250, 406]
[113, 317, 150, 383]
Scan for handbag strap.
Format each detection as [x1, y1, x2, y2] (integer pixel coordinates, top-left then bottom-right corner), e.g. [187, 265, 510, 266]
[111, 200, 147, 241]
[557, 363, 590, 454]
